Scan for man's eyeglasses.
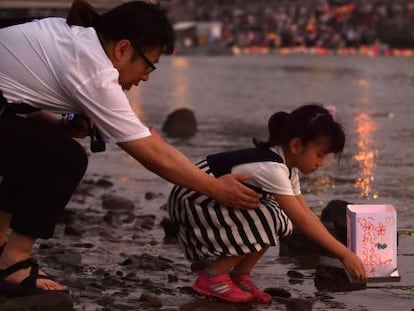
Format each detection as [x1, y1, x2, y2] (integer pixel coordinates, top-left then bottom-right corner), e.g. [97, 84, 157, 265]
[135, 48, 156, 74]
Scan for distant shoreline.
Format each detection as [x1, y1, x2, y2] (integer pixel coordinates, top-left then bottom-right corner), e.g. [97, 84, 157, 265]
[174, 45, 414, 58]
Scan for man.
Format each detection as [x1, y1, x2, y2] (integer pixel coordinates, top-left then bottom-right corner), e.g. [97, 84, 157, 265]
[0, 1, 259, 294]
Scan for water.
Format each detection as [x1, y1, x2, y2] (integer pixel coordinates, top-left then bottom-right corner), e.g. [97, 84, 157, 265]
[138, 54, 414, 220]
[82, 54, 414, 310]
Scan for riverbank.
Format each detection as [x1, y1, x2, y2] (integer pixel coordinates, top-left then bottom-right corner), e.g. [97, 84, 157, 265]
[174, 45, 414, 57]
[0, 143, 410, 311]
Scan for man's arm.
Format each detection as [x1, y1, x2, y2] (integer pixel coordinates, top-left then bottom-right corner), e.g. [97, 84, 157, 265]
[29, 111, 91, 138]
[118, 135, 260, 209]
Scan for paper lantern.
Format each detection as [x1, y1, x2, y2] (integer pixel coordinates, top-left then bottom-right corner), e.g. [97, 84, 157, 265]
[346, 204, 400, 283]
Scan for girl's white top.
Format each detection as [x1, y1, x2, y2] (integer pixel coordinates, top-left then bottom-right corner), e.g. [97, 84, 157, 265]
[232, 146, 301, 196]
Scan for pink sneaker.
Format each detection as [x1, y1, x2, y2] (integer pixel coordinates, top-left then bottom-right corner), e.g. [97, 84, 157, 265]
[192, 271, 254, 303]
[232, 274, 272, 303]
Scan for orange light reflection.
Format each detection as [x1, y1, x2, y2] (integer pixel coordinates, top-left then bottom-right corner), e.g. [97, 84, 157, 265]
[171, 57, 190, 110]
[354, 112, 379, 198]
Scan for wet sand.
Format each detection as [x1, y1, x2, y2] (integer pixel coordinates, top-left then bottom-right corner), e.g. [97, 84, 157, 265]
[25, 142, 414, 311]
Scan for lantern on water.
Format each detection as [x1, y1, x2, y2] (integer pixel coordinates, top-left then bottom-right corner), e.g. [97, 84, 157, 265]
[346, 204, 400, 282]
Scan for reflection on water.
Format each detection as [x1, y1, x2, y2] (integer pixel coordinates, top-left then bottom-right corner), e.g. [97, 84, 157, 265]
[171, 57, 191, 110]
[280, 64, 358, 77]
[125, 58, 192, 125]
[354, 112, 378, 198]
[354, 79, 379, 199]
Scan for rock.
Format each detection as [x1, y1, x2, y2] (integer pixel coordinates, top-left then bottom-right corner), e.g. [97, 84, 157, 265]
[314, 256, 366, 292]
[161, 108, 197, 138]
[102, 210, 115, 225]
[167, 274, 178, 283]
[101, 194, 135, 211]
[320, 199, 350, 245]
[59, 249, 82, 266]
[102, 209, 135, 227]
[280, 200, 349, 264]
[287, 270, 305, 279]
[180, 299, 237, 310]
[0, 293, 73, 311]
[160, 217, 178, 244]
[119, 253, 173, 271]
[71, 242, 94, 249]
[95, 178, 113, 188]
[139, 292, 162, 308]
[134, 214, 156, 230]
[286, 297, 314, 311]
[144, 192, 163, 200]
[264, 287, 291, 298]
[64, 225, 83, 237]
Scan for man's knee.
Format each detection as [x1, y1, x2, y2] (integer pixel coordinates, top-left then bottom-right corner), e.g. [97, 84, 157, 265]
[59, 138, 89, 179]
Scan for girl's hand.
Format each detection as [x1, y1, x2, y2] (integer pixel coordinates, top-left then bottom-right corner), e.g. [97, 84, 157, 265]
[341, 250, 367, 282]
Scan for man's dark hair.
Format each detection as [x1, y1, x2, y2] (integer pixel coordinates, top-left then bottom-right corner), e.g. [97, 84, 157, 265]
[94, 1, 175, 54]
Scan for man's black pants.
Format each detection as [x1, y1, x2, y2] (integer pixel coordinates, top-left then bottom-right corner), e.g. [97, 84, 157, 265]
[0, 113, 88, 239]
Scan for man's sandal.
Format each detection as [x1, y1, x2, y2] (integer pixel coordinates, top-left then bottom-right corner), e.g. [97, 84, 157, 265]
[0, 258, 69, 297]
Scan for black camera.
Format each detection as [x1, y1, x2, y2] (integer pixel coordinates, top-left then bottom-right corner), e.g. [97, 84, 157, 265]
[62, 113, 106, 153]
[89, 125, 106, 153]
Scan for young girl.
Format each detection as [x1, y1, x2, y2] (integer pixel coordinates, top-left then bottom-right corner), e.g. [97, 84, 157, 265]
[167, 104, 367, 303]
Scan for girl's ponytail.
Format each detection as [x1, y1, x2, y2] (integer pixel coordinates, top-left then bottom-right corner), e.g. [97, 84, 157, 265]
[253, 103, 345, 154]
[253, 111, 291, 148]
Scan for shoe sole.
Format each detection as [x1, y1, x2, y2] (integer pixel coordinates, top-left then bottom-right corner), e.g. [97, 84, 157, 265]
[0, 280, 70, 297]
[192, 284, 254, 303]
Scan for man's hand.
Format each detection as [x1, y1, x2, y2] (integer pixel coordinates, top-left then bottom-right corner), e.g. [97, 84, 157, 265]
[214, 174, 260, 209]
[62, 113, 91, 138]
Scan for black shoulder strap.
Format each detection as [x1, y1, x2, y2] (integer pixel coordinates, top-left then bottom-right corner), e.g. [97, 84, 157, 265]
[206, 148, 283, 178]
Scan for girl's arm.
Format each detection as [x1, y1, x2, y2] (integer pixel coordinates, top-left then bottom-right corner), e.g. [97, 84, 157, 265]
[274, 193, 367, 281]
[296, 194, 320, 222]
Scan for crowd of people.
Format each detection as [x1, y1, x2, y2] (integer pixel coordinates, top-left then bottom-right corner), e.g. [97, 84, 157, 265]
[166, 0, 414, 53]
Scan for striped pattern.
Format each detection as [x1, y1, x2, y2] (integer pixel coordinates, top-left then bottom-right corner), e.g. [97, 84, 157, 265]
[168, 159, 293, 261]
[210, 282, 231, 294]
